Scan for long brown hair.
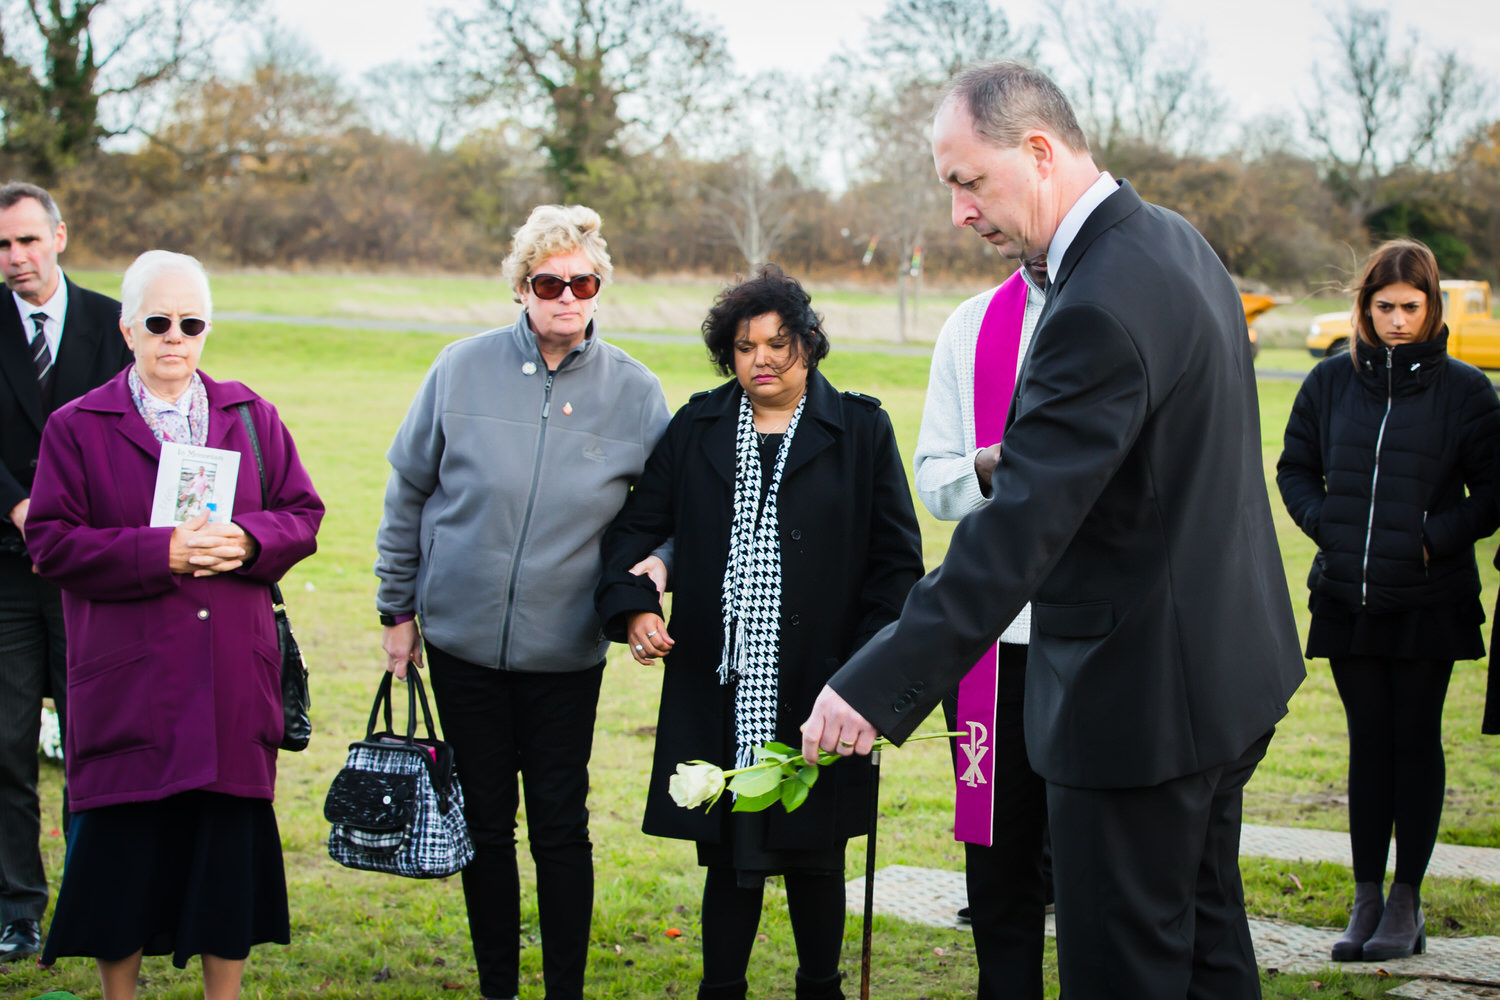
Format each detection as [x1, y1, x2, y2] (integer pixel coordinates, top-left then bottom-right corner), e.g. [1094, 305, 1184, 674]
[1349, 239, 1444, 360]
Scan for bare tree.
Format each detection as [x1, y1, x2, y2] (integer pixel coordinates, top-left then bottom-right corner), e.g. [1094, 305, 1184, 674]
[1304, 3, 1490, 221]
[839, 0, 1035, 340]
[0, 0, 257, 182]
[435, 0, 729, 198]
[861, 0, 1039, 83]
[700, 149, 797, 267]
[1050, 0, 1227, 159]
[148, 34, 359, 182]
[361, 59, 473, 153]
[688, 71, 829, 269]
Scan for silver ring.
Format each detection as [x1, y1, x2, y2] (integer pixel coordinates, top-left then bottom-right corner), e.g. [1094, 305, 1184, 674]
[646, 630, 658, 638]
[633, 644, 644, 652]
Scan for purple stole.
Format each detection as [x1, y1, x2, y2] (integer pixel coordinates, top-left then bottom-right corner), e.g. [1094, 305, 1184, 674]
[953, 270, 1028, 846]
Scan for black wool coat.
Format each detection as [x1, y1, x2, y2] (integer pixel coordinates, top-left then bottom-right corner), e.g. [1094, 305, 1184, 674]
[1278, 330, 1500, 623]
[596, 369, 923, 848]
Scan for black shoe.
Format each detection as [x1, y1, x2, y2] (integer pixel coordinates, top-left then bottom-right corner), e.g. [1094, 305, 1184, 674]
[1361, 883, 1426, 962]
[956, 906, 972, 923]
[794, 970, 845, 1000]
[697, 977, 748, 1000]
[0, 918, 40, 963]
[1331, 881, 1384, 962]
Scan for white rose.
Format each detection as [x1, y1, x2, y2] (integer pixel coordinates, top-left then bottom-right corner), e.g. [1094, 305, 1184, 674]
[668, 761, 726, 810]
[38, 706, 63, 761]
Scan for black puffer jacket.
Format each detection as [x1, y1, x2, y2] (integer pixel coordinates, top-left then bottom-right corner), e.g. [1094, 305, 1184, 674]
[1278, 329, 1500, 615]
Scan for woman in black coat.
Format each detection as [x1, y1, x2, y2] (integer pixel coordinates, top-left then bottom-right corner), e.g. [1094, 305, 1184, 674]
[1278, 239, 1500, 964]
[596, 265, 923, 1000]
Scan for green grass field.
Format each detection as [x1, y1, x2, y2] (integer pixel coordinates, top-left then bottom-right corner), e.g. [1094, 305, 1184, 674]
[6, 278, 1498, 998]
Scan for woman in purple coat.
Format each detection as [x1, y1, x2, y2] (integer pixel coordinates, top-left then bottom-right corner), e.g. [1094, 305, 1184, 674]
[25, 250, 324, 999]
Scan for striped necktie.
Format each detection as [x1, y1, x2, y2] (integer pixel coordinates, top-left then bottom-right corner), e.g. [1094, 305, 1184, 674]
[29, 312, 54, 400]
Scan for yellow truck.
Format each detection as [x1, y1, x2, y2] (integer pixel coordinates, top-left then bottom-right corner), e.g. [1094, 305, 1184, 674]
[1242, 293, 1276, 360]
[1306, 280, 1500, 368]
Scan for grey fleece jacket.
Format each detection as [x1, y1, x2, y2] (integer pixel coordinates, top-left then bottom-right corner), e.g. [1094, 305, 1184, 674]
[375, 313, 670, 672]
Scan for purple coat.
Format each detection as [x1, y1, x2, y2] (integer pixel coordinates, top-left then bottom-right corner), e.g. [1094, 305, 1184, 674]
[26, 369, 324, 811]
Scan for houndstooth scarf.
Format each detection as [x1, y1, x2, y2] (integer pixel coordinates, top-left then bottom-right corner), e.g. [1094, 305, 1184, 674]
[719, 388, 807, 770]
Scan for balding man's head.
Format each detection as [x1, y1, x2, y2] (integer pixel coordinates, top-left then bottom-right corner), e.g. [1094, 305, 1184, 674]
[939, 62, 1090, 155]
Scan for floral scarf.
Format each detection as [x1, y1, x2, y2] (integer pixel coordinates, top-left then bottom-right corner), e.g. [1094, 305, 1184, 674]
[128, 367, 208, 446]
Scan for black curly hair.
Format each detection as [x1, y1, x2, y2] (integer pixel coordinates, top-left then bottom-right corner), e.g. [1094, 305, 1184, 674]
[701, 263, 830, 376]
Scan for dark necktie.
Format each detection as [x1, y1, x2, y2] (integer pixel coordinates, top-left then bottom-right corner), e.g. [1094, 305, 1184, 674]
[30, 311, 54, 404]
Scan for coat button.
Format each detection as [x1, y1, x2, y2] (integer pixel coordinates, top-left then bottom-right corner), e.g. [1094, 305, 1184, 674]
[893, 696, 911, 713]
[789, 614, 801, 625]
[790, 529, 802, 540]
[197, 608, 209, 620]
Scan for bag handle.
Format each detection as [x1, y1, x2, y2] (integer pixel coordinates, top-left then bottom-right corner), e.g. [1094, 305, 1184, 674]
[364, 669, 440, 745]
[235, 404, 286, 612]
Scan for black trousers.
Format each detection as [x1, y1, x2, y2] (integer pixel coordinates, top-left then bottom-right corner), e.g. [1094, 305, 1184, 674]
[944, 643, 1048, 1000]
[426, 644, 604, 1000]
[0, 554, 66, 926]
[1048, 728, 1274, 1000]
[1330, 656, 1454, 888]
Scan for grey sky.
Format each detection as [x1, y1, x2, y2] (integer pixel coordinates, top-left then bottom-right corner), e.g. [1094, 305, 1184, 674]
[267, 0, 1500, 127]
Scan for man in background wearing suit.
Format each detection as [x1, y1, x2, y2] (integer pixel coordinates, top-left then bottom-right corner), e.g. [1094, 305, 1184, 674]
[0, 182, 128, 964]
[803, 63, 1305, 998]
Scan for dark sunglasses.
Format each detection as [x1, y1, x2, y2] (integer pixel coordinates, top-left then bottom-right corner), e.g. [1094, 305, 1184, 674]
[143, 314, 209, 337]
[527, 273, 602, 300]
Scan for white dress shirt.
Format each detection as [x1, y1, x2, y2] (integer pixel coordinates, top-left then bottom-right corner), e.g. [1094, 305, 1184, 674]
[1047, 172, 1117, 278]
[12, 269, 69, 362]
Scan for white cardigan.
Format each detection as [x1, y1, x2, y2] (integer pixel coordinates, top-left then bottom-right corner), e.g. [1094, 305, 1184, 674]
[913, 272, 1045, 645]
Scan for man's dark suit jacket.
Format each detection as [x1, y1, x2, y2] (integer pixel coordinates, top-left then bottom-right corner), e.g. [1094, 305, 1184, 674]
[0, 276, 128, 553]
[833, 181, 1305, 789]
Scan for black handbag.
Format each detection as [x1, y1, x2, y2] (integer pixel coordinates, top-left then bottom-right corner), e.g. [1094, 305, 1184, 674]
[324, 669, 473, 878]
[237, 404, 312, 752]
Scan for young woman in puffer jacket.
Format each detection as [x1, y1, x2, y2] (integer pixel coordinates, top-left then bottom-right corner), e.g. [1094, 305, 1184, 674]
[1278, 238, 1500, 964]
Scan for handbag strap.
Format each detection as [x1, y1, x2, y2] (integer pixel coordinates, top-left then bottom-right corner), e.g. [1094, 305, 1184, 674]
[365, 670, 440, 745]
[235, 403, 285, 610]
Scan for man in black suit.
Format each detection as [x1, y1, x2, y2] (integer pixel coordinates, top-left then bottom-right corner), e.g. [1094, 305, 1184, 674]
[0, 182, 128, 963]
[802, 64, 1305, 998]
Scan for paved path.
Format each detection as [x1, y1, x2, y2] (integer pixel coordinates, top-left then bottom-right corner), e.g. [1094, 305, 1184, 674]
[1242, 824, 1500, 885]
[215, 311, 940, 356]
[845, 826, 1500, 989]
[216, 310, 1344, 370]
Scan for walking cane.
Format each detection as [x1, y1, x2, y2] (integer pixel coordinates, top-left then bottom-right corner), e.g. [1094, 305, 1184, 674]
[860, 748, 881, 1000]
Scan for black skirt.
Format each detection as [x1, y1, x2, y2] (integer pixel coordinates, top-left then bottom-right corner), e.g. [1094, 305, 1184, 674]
[695, 678, 846, 887]
[42, 790, 289, 969]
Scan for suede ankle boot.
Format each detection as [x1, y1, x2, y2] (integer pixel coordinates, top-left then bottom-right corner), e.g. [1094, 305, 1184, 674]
[1330, 881, 1384, 961]
[1361, 882, 1426, 961]
[697, 977, 748, 1000]
[794, 970, 845, 1000]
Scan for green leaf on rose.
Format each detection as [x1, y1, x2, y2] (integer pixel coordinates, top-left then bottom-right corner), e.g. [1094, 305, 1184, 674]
[732, 787, 782, 812]
[728, 766, 780, 798]
[796, 763, 819, 787]
[759, 741, 797, 759]
[781, 778, 811, 813]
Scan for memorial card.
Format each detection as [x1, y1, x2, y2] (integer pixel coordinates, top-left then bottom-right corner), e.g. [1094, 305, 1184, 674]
[150, 443, 241, 527]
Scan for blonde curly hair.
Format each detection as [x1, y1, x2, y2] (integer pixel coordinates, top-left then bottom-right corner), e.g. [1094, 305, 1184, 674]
[501, 205, 614, 303]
